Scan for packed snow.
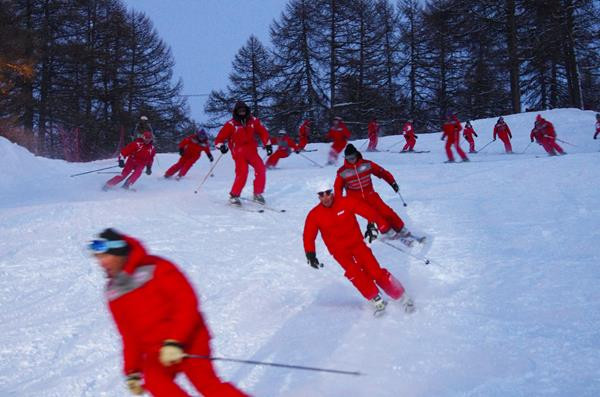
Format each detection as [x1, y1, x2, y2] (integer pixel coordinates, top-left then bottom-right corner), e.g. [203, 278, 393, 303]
[0, 108, 599, 396]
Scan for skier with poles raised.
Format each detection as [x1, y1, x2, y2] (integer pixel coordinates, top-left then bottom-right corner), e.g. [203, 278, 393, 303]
[463, 120, 478, 153]
[400, 119, 417, 152]
[297, 119, 311, 151]
[326, 116, 351, 165]
[367, 118, 379, 152]
[266, 129, 299, 169]
[164, 129, 213, 180]
[214, 100, 272, 205]
[441, 113, 469, 163]
[103, 130, 156, 191]
[493, 116, 513, 153]
[89, 228, 248, 397]
[303, 181, 415, 315]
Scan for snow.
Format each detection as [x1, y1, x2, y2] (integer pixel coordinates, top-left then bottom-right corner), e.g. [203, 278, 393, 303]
[0, 108, 599, 396]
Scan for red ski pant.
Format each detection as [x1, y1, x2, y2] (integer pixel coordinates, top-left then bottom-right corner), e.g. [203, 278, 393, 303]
[230, 147, 266, 196]
[298, 137, 308, 151]
[350, 191, 404, 232]
[497, 133, 512, 153]
[165, 154, 200, 178]
[402, 137, 416, 151]
[265, 149, 290, 168]
[142, 332, 248, 397]
[328, 141, 346, 163]
[106, 160, 145, 187]
[445, 140, 468, 162]
[465, 136, 475, 152]
[367, 136, 378, 151]
[332, 242, 405, 301]
[542, 138, 564, 155]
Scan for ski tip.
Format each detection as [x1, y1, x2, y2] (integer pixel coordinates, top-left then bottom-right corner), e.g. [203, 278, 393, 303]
[258, 209, 265, 213]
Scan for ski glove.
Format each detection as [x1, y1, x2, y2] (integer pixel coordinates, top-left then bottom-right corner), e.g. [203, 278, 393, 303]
[294, 150, 300, 154]
[531, 138, 534, 142]
[145, 166, 152, 175]
[266, 144, 273, 156]
[364, 222, 379, 243]
[118, 158, 125, 168]
[216, 143, 229, 154]
[207, 153, 214, 162]
[179, 148, 184, 156]
[415, 135, 418, 139]
[306, 252, 322, 269]
[493, 138, 497, 141]
[390, 182, 399, 192]
[159, 340, 185, 367]
[125, 373, 144, 395]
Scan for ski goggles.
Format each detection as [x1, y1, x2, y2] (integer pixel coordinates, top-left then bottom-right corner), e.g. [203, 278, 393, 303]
[317, 189, 333, 198]
[87, 239, 127, 254]
[344, 154, 358, 162]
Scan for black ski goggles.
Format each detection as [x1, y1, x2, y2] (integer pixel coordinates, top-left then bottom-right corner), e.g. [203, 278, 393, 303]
[318, 189, 333, 197]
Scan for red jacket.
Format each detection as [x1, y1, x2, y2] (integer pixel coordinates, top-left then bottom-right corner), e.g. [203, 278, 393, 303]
[401, 122, 415, 139]
[334, 157, 395, 199]
[299, 120, 311, 141]
[120, 138, 156, 167]
[595, 121, 600, 139]
[214, 116, 270, 153]
[441, 117, 462, 143]
[530, 125, 544, 143]
[538, 119, 556, 139]
[463, 125, 478, 140]
[273, 135, 298, 153]
[303, 196, 390, 254]
[327, 121, 351, 151]
[179, 135, 211, 159]
[106, 236, 209, 375]
[368, 121, 379, 139]
[493, 122, 512, 140]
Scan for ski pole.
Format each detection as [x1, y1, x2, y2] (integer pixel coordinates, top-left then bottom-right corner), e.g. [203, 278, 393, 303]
[70, 165, 119, 177]
[185, 355, 363, 376]
[556, 138, 577, 147]
[194, 152, 224, 193]
[298, 152, 324, 168]
[359, 139, 368, 149]
[520, 141, 533, 154]
[385, 140, 403, 151]
[477, 139, 495, 152]
[378, 239, 432, 265]
[397, 190, 407, 207]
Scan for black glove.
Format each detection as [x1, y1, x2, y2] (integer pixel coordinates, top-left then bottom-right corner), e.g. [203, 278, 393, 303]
[440, 137, 444, 141]
[306, 252, 322, 269]
[294, 150, 300, 154]
[493, 138, 497, 141]
[415, 135, 418, 139]
[531, 138, 534, 142]
[390, 182, 399, 192]
[179, 148, 184, 156]
[474, 133, 478, 137]
[364, 223, 379, 243]
[266, 144, 273, 156]
[208, 153, 214, 162]
[594, 136, 598, 140]
[218, 144, 229, 154]
[118, 158, 125, 168]
[145, 166, 152, 175]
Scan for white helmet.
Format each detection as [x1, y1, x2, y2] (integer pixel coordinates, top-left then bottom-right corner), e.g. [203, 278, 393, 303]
[307, 178, 333, 194]
[140, 115, 148, 121]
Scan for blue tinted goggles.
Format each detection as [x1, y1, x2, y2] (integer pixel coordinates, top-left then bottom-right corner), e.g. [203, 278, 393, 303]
[88, 239, 127, 254]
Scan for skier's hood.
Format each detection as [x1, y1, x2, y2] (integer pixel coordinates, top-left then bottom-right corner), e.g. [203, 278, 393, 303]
[120, 235, 151, 275]
[232, 101, 251, 122]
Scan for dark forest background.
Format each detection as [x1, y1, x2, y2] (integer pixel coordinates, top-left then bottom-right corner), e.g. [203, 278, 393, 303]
[1, 0, 599, 160]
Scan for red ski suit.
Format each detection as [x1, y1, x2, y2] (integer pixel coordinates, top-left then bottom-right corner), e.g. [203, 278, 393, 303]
[463, 125, 478, 153]
[327, 121, 351, 163]
[536, 118, 564, 155]
[297, 120, 311, 150]
[595, 120, 600, 139]
[401, 122, 417, 152]
[266, 135, 297, 168]
[215, 116, 271, 196]
[303, 196, 406, 301]
[106, 138, 156, 188]
[367, 120, 379, 151]
[493, 122, 513, 153]
[441, 117, 468, 161]
[165, 135, 211, 178]
[106, 236, 247, 397]
[334, 157, 405, 232]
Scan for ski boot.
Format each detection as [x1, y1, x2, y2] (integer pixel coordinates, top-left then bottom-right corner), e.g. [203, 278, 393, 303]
[371, 294, 388, 316]
[399, 294, 415, 313]
[229, 194, 241, 206]
[253, 194, 265, 205]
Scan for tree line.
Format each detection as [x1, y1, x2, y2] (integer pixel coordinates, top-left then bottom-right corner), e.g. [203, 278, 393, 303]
[205, 0, 600, 138]
[0, 0, 191, 160]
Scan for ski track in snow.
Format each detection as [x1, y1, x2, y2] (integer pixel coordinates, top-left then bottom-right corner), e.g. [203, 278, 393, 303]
[0, 108, 599, 396]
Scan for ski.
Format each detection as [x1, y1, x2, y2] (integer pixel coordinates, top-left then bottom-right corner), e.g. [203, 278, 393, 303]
[240, 197, 286, 213]
[301, 149, 318, 152]
[227, 202, 264, 213]
[391, 150, 431, 154]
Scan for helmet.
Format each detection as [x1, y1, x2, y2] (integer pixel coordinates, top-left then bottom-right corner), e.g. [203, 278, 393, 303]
[196, 129, 208, 141]
[498, 116, 504, 122]
[307, 178, 333, 194]
[536, 114, 543, 122]
[140, 115, 148, 121]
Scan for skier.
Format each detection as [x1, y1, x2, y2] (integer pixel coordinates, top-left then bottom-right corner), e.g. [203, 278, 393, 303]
[367, 118, 379, 151]
[89, 228, 248, 397]
[463, 120, 478, 153]
[266, 129, 298, 169]
[400, 119, 417, 152]
[297, 119, 311, 151]
[441, 114, 469, 163]
[326, 116, 351, 165]
[164, 129, 213, 179]
[493, 116, 513, 153]
[103, 130, 156, 190]
[303, 182, 415, 314]
[135, 115, 153, 137]
[533, 114, 565, 156]
[214, 100, 272, 205]
[335, 144, 419, 246]
[594, 113, 600, 140]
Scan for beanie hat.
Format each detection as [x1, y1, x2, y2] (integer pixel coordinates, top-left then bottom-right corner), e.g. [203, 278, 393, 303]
[98, 228, 130, 256]
[344, 143, 359, 158]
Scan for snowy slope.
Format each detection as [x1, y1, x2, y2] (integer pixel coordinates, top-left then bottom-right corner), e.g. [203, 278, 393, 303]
[0, 108, 599, 397]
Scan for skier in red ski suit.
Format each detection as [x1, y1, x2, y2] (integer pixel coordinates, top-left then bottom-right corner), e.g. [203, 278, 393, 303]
[463, 121, 478, 153]
[266, 129, 298, 168]
[441, 114, 469, 162]
[164, 130, 213, 179]
[214, 101, 272, 205]
[401, 120, 417, 152]
[334, 144, 408, 238]
[326, 117, 351, 165]
[303, 185, 414, 312]
[104, 130, 156, 190]
[367, 118, 379, 151]
[493, 117, 513, 153]
[90, 228, 248, 397]
[594, 113, 600, 140]
[532, 114, 565, 156]
[297, 119, 311, 151]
